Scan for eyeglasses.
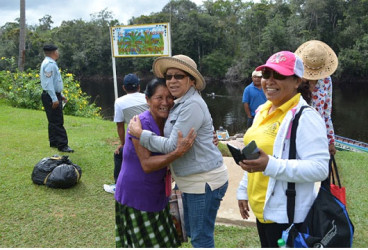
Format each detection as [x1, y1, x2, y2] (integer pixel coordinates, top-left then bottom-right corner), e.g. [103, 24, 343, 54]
[164, 74, 187, 80]
[262, 69, 288, 80]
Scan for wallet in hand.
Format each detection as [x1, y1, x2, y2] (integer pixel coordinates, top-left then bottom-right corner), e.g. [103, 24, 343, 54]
[227, 140, 260, 165]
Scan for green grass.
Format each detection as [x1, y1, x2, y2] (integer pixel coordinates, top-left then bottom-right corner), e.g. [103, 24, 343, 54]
[0, 100, 367, 247]
[336, 150, 368, 247]
[218, 141, 231, 157]
[0, 100, 117, 247]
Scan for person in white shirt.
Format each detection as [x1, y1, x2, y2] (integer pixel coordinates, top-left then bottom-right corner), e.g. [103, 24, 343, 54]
[103, 73, 148, 194]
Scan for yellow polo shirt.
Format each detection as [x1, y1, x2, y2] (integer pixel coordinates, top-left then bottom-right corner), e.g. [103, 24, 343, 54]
[243, 93, 300, 223]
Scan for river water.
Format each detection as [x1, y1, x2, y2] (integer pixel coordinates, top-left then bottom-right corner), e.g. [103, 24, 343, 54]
[80, 77, 368, 143]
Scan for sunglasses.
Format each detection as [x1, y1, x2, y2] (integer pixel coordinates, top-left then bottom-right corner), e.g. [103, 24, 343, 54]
[262, 69, 288, 80]
[164, 74, 187, 80]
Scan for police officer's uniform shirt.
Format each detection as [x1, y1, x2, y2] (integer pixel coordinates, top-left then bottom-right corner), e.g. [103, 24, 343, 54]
[40, 56, 63, 102]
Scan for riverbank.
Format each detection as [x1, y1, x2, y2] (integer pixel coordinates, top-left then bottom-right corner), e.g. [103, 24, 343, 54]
[78, 76, 368, 141]
[1, 101, 367, 247]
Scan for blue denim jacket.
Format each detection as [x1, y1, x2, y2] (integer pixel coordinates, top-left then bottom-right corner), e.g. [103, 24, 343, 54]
[140, 87, 223, 177]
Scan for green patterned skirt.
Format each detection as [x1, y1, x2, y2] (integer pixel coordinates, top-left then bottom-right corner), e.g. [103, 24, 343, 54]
[115, 201, 181, 248]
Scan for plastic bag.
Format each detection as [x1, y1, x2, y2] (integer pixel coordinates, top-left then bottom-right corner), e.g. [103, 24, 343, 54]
[45, 163, 82, 188]
[31, 155, 82, 188]
[31, 155, 72, 185]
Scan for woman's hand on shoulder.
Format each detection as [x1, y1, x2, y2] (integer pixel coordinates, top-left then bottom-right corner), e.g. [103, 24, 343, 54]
[174, 128, 196, 157]
[239, 148, 269, 173]
[128, 115, 143, 138]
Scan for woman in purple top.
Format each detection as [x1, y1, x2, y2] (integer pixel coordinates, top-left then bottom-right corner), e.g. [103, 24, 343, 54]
[114, 78, 195, 248]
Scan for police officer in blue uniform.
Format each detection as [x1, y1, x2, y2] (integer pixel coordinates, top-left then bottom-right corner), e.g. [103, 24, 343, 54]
[40, 44, 74, 153]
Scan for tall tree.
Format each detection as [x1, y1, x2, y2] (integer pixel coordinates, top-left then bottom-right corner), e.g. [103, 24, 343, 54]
[18, 0, 26, 71]
[1, 0, 367, 81]
[38, 15, 53, 31]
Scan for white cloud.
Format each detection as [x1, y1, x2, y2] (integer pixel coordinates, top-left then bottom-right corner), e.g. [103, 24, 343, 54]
[0, 0, 204, 27]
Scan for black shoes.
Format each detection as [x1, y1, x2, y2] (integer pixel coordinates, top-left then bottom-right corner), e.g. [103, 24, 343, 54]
[58, 146, 74, 153]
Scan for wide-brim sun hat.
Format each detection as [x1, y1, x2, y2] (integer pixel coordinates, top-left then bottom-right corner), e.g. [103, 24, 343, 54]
[256, 51, 304, 78]
[295, 40, 338, 80]
[152, 55, 206, 91]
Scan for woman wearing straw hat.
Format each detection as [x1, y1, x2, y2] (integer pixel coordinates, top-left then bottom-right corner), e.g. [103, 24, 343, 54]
[295, 40, 339, 155]
[129, 55, 229, 248]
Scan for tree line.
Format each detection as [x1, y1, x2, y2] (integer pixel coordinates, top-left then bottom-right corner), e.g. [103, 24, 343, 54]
[1, 0, 368, 83]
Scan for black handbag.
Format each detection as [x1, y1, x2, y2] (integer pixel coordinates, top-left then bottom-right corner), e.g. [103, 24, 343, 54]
[283, 106, 354, 247]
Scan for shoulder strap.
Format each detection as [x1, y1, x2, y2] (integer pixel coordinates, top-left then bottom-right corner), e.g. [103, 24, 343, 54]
[286, 105, 309, 224]
[329, 154, 341, 187]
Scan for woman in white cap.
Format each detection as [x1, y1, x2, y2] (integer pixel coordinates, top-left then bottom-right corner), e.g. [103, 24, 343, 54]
[129, 55, 228, 248]
[236, 51, 329, 247]
[295, 40, 339, 155]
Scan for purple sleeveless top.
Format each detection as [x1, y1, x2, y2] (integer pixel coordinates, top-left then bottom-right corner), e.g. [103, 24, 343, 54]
[114, 110, 168, 212]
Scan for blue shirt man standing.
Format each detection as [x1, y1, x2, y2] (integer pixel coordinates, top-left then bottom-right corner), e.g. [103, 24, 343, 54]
[40, 44, 73, 153]
[242, 70, 267, 128]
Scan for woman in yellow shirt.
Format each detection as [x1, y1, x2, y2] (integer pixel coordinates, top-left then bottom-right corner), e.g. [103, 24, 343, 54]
[236, 51, 329, 247]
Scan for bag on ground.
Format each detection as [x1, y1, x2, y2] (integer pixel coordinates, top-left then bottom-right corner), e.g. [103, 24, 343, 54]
[31, 155, 82, 188]
[45, 163, 82, 188]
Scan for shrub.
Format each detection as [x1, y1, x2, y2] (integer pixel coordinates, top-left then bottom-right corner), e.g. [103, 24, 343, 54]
[0, 56, 101, 118]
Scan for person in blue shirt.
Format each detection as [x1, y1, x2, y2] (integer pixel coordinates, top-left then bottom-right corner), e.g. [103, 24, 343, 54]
[242, 70, 267, 128]
[40, 44, 73, 153]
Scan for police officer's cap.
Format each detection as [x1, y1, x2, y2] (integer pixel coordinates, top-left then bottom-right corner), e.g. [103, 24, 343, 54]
[43, 44, 58, 51]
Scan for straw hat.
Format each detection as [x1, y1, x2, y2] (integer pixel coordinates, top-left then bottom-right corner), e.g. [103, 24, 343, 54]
[295, 40, 338, 80]
[152, 55, 206, 91]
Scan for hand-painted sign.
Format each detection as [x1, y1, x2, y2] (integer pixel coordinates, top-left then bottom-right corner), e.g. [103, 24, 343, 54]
[110, 23, 171, 57]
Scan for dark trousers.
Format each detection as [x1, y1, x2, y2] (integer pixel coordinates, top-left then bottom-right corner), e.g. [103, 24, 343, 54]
[113, 147, 123, 183]
[41, 92, 68, 149]
[256, 219, 302, 247]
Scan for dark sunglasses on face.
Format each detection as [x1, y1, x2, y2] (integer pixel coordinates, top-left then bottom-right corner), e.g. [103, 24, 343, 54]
[164, 74, 187, 80]
[262, 69, 288, 80]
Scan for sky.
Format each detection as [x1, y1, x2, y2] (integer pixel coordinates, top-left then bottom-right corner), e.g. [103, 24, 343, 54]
[0, 0, 204, 28]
